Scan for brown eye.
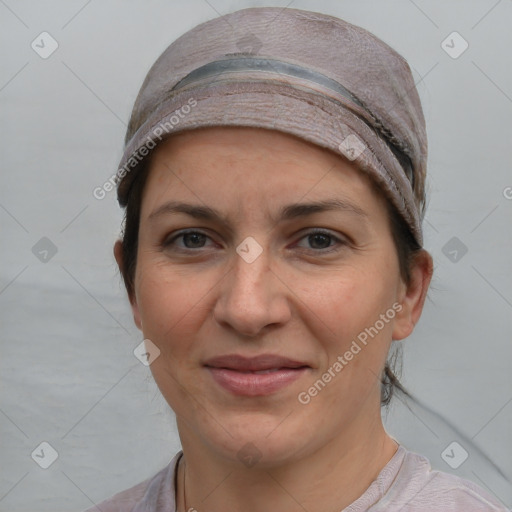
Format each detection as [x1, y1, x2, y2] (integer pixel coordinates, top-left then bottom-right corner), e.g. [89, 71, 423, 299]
[295, 229, 347, 253]
[164, 230, 212, 250]
[308, 233, 332, 249]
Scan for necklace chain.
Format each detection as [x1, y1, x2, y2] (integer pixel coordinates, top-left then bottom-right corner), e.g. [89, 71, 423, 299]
[182, 457, 187, 512]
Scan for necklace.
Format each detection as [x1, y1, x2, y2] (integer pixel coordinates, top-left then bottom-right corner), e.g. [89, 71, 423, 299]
[181, 457, 187, 512]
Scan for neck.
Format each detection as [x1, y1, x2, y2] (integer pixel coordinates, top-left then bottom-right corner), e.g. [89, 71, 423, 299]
[176, 410, 398, 512]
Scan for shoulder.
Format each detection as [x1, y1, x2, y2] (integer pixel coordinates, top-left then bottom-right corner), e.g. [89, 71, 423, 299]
[81, 477, 152, 512]
[81, 452, 182, 512]
[412, 468, 509, 511]
[379, 448, 510, 511]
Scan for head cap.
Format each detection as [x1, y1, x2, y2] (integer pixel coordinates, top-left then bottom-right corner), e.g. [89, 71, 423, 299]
[116, 7, 427, 246]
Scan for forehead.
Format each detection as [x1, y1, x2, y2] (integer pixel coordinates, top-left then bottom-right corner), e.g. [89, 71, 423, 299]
[140, 126, 387, 220]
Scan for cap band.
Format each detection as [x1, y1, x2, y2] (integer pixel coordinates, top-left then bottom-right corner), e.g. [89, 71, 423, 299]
[173, 57, 364, 106]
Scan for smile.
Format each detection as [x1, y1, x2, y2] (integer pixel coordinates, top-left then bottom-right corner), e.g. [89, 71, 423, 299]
[204, 354, 311, 396]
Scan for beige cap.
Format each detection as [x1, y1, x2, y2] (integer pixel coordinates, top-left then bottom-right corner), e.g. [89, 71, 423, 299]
[116, 7, 427, 246]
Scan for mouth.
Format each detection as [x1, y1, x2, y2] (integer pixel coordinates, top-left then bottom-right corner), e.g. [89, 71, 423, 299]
[203, 354, 311, 396]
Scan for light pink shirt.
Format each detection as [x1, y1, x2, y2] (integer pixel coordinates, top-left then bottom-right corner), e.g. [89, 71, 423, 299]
[84, 445, 510, 511]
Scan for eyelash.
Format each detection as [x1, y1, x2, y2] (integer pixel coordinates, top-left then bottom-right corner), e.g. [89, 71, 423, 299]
[163, 229, 347, 254]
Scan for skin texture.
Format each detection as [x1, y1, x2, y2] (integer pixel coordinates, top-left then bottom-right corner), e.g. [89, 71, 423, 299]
[114, 126, 433, 512]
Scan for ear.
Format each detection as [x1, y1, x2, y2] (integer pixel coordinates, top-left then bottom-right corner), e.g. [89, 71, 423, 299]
[114, 239, 142, 331]
[392, 249, 433, 340]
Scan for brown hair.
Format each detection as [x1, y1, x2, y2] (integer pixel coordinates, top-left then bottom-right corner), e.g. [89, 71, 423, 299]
[117, 153, 422, 407]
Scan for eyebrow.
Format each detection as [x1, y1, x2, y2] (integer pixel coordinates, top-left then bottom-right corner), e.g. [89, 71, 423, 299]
[148, 198, 368, 225]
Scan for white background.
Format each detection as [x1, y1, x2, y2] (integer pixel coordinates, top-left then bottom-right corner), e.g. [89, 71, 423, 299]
[1, 0, 511, 510]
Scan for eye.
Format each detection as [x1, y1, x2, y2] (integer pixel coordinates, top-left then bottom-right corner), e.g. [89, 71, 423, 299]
[163, 228, 347, 254]
[163, 230, 215, 250]
[295, 229, 347, 253]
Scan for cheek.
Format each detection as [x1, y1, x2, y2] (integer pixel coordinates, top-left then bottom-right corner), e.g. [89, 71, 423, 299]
[134, 260, 213, 411]
[135, 259, 212, 353]
[293, 261, 398, 404]
[294, 263, 398, 343]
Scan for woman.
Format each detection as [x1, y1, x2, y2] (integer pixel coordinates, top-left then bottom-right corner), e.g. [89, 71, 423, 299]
[86, 6, 509, 511]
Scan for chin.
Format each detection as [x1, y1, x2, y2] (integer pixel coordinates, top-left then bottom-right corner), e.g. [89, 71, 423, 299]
[194, 410, 316, 469]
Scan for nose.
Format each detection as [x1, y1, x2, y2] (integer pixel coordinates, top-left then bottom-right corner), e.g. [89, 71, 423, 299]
[213, 245, 292, 337]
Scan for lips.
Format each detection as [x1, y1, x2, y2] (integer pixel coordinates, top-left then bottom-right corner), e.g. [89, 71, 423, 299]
[204, 354, 309, 372]
[204, 354, 310, 396]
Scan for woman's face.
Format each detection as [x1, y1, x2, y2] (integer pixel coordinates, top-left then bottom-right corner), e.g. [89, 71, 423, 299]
[125, 126, 417, 466]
